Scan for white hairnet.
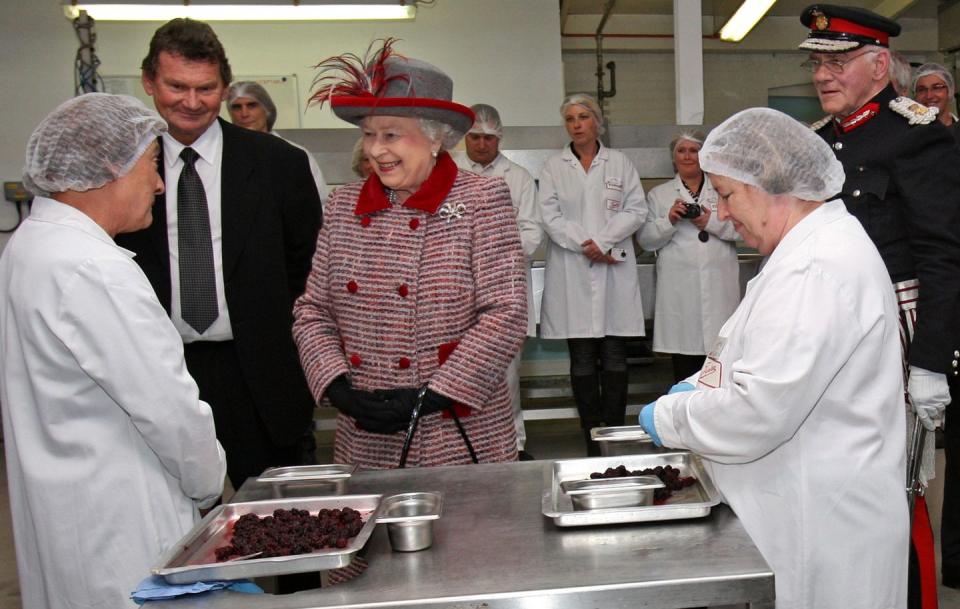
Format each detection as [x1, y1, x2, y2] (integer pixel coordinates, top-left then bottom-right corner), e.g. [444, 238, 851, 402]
[469, 103, 503, 138]
[24, 93, 167, 197]
[227, 81, 278, 131]
[560, 93, 605, 136]
[912, 63, 956, 97]
[699, 107, 845, 201]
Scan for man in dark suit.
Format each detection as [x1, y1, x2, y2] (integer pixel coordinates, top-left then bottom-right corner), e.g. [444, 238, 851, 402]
[117, 18, 321, 488]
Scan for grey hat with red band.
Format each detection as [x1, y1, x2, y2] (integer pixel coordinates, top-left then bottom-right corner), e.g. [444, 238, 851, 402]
[798, 4, 900, 52]
[310, 39, 474, 137]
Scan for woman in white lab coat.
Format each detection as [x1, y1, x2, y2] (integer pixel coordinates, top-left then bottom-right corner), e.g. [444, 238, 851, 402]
[538, 93, 646, 455]
[0, 94, 226, 609]
[639, 108, 908, 609]
[637, 131, 740, 383]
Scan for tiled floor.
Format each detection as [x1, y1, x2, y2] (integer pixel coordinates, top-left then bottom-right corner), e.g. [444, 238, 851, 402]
[0, 423, 958, 608]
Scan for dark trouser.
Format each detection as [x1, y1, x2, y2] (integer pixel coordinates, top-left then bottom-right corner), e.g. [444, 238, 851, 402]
[568, 337, 628, 456]
[184, 340, 301, 489]
[943, 374, 960, 587]
[670, 354, 706, 385]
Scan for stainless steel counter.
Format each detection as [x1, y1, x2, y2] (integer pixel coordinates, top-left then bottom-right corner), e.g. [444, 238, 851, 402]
[155, 461, 774, 608]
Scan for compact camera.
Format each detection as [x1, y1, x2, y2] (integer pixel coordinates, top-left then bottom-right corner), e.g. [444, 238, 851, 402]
[680, 203, 703, 219]
[610, 247, 628, 261]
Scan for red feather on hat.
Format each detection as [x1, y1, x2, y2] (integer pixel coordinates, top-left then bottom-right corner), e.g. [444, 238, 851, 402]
[309, 38, 409, 108]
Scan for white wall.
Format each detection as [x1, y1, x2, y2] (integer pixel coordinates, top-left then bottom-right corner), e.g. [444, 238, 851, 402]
[0, 0, 564, 250]
[91, 0, 564, 129]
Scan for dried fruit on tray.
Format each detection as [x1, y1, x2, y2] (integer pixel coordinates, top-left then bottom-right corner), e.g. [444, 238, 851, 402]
[214, 507, 365, 562]
[590, 464, 697, 504]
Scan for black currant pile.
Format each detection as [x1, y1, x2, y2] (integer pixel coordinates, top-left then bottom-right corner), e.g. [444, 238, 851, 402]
[215, 507, 365, 562]
[589, 464, 697, 503]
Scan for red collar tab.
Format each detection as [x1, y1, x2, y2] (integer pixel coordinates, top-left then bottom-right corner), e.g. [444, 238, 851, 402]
[354, 151, 458, 216]
[838, 102, 880, 133]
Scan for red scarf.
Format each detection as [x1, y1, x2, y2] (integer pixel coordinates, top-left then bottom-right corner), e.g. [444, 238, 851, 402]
[355, 151, 458, 216]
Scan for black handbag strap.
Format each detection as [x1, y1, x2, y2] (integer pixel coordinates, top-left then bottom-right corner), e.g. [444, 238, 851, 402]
[398, 387, 479, 467]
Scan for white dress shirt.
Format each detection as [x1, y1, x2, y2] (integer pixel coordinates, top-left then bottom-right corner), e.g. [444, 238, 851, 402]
[161, 122, 233, 342]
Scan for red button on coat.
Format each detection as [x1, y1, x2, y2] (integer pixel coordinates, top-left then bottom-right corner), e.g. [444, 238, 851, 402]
[409, 218, 420, 230]
[347, 280, 359, 293]
[349, 354, 362, 367]
[360, 216, 372, 227]
[398, 357, 411, 369]
[398, 284, 409, 298]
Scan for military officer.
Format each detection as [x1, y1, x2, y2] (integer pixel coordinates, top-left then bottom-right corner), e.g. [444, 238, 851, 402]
[799, 5, 960, 609]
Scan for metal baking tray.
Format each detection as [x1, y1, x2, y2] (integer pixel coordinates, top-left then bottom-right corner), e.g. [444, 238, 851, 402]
[561, 476, 664, 511]
[256, 464, 357, 495]
[153, 494, 383, 584]
[591, 425, 672, 456]
[542, 453, 721, 527]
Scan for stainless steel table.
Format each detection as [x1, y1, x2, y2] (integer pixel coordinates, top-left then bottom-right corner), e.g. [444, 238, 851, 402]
[155, 461, 774, 608]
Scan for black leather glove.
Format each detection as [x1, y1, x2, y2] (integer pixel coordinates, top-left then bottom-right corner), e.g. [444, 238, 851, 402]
[325, 376, 416, 435]
[420, 388, 455, 416]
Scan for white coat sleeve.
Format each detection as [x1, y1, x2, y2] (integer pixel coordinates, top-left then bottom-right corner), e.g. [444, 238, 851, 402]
[538, 163, 591, 252]
[594, 162, 647, 253]
[60, 258, 226, 507]
[307, 150, 329, 207]
[514, 170, 543, 259]
[636, 187, 678, 252]
[653, 263, 868, 463]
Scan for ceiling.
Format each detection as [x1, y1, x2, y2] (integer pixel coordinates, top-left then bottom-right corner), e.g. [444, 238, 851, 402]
[560, 0, 943, 23]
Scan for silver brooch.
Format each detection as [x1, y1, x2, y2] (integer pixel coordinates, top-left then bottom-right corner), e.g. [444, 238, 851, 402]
[438, 201, 466, 222]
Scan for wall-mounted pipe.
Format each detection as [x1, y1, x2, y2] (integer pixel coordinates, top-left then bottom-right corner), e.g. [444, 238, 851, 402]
[595, 0, 617, 106]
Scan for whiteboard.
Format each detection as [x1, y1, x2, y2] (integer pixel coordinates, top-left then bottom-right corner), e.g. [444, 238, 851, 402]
[102, 74, 303, 128]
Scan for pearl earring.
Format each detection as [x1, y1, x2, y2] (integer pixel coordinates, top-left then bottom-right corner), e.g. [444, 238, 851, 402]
[432, 150, 438, 158]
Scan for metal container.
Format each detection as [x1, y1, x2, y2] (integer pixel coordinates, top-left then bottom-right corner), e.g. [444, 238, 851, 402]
[591, 425, 670, 456]
[542, 453, 721, 527]
[561, 475, 664, 510]
[152, 494, 383, 583]
[376, 492, 443, 552]
[256, 463, 357, 496]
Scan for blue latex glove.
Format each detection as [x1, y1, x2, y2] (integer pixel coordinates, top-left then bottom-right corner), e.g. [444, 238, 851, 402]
[668, 381, 695, 394]
[639, 402, 663, 446]
[131, 575, 263, 604]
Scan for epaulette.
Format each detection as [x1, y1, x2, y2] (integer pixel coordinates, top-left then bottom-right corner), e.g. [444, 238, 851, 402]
[808, 115, 833, 131]
[889, 96, 939, 125]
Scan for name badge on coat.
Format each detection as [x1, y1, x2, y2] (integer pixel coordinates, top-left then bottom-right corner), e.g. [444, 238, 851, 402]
[605, 177, 623, 191]
[698, 337, 726, 389]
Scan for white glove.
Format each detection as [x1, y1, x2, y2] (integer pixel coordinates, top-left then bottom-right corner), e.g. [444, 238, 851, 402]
[908, 366, 950, 431]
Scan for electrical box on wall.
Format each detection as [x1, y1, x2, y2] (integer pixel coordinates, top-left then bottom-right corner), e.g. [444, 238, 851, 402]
[4, 182, 29, 203]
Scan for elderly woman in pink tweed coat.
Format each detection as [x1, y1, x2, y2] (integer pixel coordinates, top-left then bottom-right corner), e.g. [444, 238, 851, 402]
[293, 40, 527, 470]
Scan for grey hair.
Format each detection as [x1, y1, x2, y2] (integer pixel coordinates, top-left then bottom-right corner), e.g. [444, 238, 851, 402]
[888, 52, 912, 97]
[227, 81, 277, 131]
[560, 93, 605, 136]
[669, 130, 706, 157]
[350, 137, 367, 178]
[418, 118, 461, 150]
[913, 62, 956, 98]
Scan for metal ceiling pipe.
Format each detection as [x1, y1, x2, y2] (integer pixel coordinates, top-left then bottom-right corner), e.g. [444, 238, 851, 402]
[595, 0, 617, 109]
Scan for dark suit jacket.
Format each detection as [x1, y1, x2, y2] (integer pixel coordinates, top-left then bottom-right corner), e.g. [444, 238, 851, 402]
[117, 118, 322, 445]
[816, 85, 960, 375]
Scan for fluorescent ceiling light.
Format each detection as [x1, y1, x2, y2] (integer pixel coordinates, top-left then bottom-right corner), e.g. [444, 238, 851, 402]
[719, 0, 776, 42]
[63, 2, 416, 21]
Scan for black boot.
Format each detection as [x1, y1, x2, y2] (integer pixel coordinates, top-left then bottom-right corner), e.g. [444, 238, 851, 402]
[570, 373, 601, 456]
[600, 370, 629, 428]
[582, 428, 601, 457]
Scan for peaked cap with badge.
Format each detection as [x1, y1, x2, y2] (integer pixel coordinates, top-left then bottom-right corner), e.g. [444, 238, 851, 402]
[798, 4, 900, 52]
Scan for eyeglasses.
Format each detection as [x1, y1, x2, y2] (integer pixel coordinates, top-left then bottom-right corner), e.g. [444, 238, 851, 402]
[915, 83, 949, 96]
[800, 50, 876, 74]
